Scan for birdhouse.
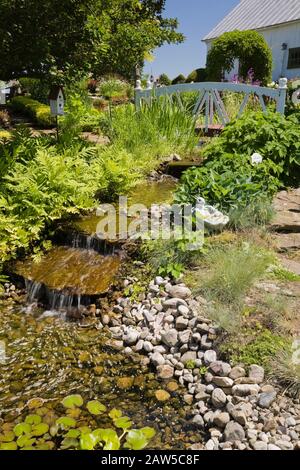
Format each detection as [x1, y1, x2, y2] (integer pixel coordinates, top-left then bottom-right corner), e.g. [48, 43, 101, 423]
[48, 86, 65, 116]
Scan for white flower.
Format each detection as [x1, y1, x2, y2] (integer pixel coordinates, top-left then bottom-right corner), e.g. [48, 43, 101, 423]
[251, 153, 263, 165]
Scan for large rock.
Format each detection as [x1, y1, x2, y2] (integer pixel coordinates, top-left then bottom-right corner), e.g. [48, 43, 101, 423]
[179, 330, 191, 344]
[249, 365, 265, 384]
[224, 421, 245, 443]
[167, 285, 192, 300]
[162, 298, 187, 310]
[150, 352, 165, 367]
[229, 366, 246, 380]
[161, 329, 178, 347]
[123, 330, 139, 346]
[210, 361, 231, 377]
[212, 376, 234, 388]
[232, 384, 260, 397]
[213, 412, 230, 428]
[203, 350, 217, 365]
[258, 391, 277, 409]
[211, 388, 227, 408]
[157, 365, 174, 380]
[176, 316, 189, 330]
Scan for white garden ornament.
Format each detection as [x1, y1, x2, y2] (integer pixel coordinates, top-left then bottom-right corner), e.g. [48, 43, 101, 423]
[195, 197, 229, 231]
[251, 153, 263, 165]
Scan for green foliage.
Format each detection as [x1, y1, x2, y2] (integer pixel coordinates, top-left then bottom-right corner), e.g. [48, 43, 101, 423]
[98, 76, 132, 100]
[186, 68, 207, 83]
[185, 360, 196, 370]
[0, 0, 183, 82]
[159, 73, 172, 86]
[18, 78, 49, 103]
[270, 344, 300, 397]
[172, 74, 186, 85]
[222, 329, 287, 368]
[207, 30, 273, 85]
[199, 242, 273, 306]
[10, 96, 54, 127]
[0, 395, 156, 451]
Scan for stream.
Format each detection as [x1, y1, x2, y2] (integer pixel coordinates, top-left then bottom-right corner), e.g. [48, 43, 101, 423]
[0, 177, 204, 449]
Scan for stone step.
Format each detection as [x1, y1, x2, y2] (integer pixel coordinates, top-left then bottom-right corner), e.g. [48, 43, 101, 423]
[271, 188, 300, 233]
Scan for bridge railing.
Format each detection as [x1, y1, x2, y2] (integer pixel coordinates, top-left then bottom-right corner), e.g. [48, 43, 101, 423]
[135, 78, 288, 132]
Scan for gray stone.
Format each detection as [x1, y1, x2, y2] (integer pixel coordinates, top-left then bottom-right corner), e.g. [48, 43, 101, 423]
[253, 441, 268, 451]
[176, 316, 189, 330]
[224, 422, 245, 443]
[192, 414, 204, 428]
[229, 366, 246, 380]
[123, 330, 139, 345]
[274, 440, 294, 450]
[230, 409, 247, 427]
[232, 384, 260, 397]
[181, 351, 197, 364]
[162, 298, 186, 310]
[249, 365, 265, 384]
[183, 394, 194, 405]
[177, 304, 190, 316]
[213, 412, 230, 428]
[178, 329, 191, 344]
[211, 388, 227, 408]
[213, 376, 234, 388]
[161, 329, 178, 347]
[150, 352, 165, 367]
[203, 350, 217, 365]
[155, 276, 165, 286]
[167, 285, 192, 299]
[143, 341, 153, 353]
[268, 444, 281, 451]
[157, 364, 174, 380]
[258, 391, 277, 409]
[210, 361, 231, 377]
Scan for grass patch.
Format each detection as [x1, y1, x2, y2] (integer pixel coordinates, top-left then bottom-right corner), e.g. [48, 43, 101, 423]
[270, 344, 300, 397]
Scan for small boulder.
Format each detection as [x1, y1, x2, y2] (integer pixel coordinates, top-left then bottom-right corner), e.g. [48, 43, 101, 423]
[167, 285, 191, 299]
[224, 421, 245, 443]
[211, 388, 227, 408]
[249, 364, 265, 384]
[157, 364, 174, 379]
[161, 329, 178, 347]
[258, 391, 277, 409]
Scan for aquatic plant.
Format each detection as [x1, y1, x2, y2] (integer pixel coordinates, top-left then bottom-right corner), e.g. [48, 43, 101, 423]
[0, 395, 156, 451]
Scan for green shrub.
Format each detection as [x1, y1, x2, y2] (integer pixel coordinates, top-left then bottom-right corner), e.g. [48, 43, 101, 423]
[159, 73, 172, 86]
[172, 74, 186, 85]
[18, 77, 49, 103]
[10, 96, 54, 127]
[270, 344, 300, 397]
[186, 68, 207, 83]
[207, 30, 273, 85]
[204, 111, 300, 182]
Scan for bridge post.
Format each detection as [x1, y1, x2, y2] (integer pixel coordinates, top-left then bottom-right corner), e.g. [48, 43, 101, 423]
[135, 79, 142, 110]
[277, 77, 288, 114]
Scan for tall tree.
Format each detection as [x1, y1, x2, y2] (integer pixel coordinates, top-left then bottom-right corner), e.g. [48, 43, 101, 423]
[0, 0, 184, 81]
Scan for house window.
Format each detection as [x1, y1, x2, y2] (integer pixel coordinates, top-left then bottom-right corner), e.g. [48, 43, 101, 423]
[288, 47, 300, 69]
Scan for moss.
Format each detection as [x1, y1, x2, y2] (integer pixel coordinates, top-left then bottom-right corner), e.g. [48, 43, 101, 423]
[220, 328, 287, 369]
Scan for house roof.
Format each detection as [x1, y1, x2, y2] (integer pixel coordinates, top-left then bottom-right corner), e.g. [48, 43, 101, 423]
[203, 0, 300, 41]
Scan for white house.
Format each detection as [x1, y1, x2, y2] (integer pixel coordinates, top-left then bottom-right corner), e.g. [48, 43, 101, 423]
[203, 0, 300, 81]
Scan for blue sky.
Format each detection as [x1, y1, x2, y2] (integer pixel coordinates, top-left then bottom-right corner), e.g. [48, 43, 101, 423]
[144, 0, 239, 79]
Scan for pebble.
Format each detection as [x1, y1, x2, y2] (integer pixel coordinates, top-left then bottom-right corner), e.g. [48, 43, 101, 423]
[258, 391, 277, 409]
[211, 388, 227, 408]
[224, 421, 246, 443]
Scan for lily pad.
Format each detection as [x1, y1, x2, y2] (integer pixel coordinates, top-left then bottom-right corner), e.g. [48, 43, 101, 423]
[108, 408, 122, 420]
[65, 429, 80, 439]
[17, 435, 36, 448]
[80, 433, 97, 451]
[25, 414, 42, 425]
[31, 423, 49, 437]
[14, 422, 32, 437]
[0, 442, 18, 450]
[62, 394, 83, 409]
[140, 427, 156, 439]
[56, 417, 76, 430]
[60, 437, 79, 450]
[86, 400, 107, 415]
[113, 416, 132, 430]
[0, 431, 15, 442]
[125, 429, 148, 450]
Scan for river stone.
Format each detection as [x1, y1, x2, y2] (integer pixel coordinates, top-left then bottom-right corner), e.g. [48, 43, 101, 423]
[213, 376, 234, 388]
[155, 389, 171, 402]
[229, 366, 246, 380]
[162, 298, 187, 310]
[253, 441, 268, 451]
[176, 316, 189, 330]
[192, 414, 205, 428]
[179, 330, 191, 344]
[177, 304, 190, 316]
[123, 330, 139, 345]
[213, 412, 230, 428]
[210, 361, 231, 377]
[184, 394, 194, 405]
[224, 421, 245, 443]
[258, 391, 277, 409]
[249, 365, 265, 384]
[157, 365, 174, 380]
[150, 352, 165, 367]
[161, 329, 178, 347]
[181, 351, 197, 364]
[204, 350, 217, 365]
[211, 388, 227, 408]
[167, 285, 192, 299]
[232, 384, 260, 397]
[143, 341, 153, 353]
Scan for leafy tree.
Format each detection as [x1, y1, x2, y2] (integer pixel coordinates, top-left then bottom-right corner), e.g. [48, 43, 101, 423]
[206, 30, 273, 85]
[186, 68, 207, 83]
[159, 73, 171, 86]
[0, 0, 184, 81]
[172, 74, 186, 85]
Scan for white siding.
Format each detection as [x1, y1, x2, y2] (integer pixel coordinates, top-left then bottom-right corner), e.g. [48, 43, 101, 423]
[204, 21, 300, 81]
